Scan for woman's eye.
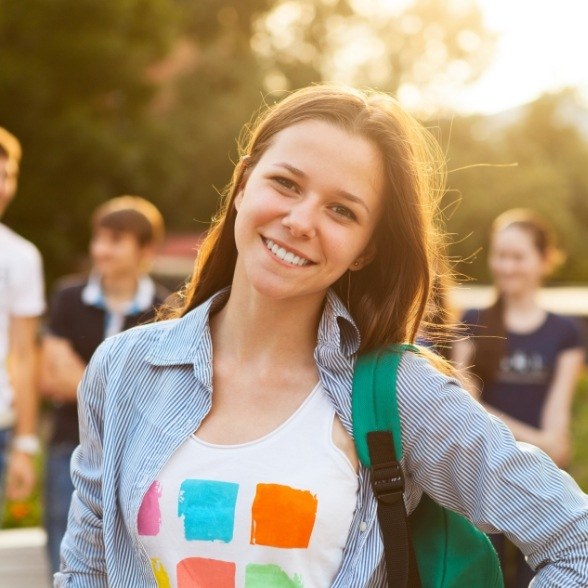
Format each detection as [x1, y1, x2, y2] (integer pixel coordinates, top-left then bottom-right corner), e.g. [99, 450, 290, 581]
[272, 176, 298, 191]
[331, 205, 357, 221]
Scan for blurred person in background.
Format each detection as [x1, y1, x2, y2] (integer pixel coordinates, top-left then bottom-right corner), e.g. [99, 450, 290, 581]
[0, 127, 45, 516]
[39, 195, 168, 574]
[452, 208, 586, 587]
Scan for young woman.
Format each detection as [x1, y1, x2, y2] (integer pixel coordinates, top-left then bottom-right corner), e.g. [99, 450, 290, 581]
[452, 208, 585, 587]
[40, 196, 168, 575]
[56, 86, 588, 587]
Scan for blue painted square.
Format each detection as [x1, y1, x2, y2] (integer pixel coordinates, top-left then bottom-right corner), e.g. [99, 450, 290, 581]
[178, 479, 239, 542]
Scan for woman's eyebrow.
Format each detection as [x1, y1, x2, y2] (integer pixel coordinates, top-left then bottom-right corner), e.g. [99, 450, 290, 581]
[272, 162, 370, 213]
[272, 162, 306, 177]
[334, 189, 370, 213]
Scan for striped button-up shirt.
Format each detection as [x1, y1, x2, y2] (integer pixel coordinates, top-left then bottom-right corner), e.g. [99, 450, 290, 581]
[56, 289, 588, 587]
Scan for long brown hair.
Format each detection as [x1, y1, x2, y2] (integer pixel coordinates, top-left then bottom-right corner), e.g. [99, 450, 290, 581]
[471, 208, 563, 386]
[162, 85, 449, 354]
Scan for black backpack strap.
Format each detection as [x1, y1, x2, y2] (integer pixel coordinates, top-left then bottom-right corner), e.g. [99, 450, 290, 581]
[367, 431, 422, 588]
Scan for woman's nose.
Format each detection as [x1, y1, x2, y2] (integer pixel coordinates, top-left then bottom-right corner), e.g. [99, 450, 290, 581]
[282, 200, 318, 238]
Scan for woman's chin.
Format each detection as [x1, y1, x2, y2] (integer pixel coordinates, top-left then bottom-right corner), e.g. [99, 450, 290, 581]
[242, 278, 325, 306]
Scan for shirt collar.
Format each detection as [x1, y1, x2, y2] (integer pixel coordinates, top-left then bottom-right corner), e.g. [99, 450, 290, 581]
[319, 289, 361, 357]
[146, 287, 360, 367]
[82, 272, 157, 314]
[145, 288, 229, 366]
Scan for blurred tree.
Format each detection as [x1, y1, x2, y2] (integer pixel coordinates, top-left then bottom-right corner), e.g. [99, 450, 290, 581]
[0, 0, 180, 282]
[441, 89, 588, 284]
[252, 0, 495, 116]
[150, 0, 276, 230]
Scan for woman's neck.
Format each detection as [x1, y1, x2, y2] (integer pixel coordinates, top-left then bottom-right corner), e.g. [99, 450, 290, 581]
[501, 289, 546, 333]
[501, 289, 540, 312]
[210, 287, 323, 368]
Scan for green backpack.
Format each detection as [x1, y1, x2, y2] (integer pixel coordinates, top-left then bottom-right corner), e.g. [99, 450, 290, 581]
[352, 344, 504, 588]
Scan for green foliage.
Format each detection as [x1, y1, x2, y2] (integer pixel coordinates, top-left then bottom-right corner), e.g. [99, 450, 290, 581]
[0, 0, 179, 283]
[0, 0, 278, 286]
[570, 371, 588, 491]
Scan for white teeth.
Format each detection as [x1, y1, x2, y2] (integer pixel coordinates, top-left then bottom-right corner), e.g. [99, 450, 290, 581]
[264, 239, 310, 266]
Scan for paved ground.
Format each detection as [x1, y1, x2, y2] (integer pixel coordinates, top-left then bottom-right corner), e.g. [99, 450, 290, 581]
[0, 527, 52, 587]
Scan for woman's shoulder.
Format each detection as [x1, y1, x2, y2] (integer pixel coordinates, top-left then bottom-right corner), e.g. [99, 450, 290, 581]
[461, 307, 479, 320]
[115, 316, 180, 346]
[397, 349, 459, 392]
[394, 349, 481, 441]
[546, 311, 580, 329]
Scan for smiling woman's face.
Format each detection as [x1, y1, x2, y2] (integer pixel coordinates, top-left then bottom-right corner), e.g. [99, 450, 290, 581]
[489, 225, 548, 296]
[231, 119, 385, 305]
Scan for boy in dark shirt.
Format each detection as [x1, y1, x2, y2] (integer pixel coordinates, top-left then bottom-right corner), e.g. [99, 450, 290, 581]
[39, 195, 168, 574]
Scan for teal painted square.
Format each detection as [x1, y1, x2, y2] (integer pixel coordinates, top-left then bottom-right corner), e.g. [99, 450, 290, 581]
[178, 479, 239, 542]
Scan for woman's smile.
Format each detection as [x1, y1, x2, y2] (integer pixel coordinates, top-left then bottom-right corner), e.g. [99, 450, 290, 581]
[262, 237, 313, 267]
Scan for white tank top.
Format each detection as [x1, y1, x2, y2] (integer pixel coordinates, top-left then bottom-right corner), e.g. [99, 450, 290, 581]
[138, 383, 359, 588]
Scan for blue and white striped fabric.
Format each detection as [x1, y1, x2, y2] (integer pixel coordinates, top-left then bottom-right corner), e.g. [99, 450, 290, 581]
[55, 288, 588, 587]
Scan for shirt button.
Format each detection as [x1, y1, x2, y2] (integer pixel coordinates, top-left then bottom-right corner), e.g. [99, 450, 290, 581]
[359, 521, 368, 532]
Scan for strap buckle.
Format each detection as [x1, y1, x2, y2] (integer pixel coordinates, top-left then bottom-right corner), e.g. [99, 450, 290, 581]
[371, 460, 404, 505]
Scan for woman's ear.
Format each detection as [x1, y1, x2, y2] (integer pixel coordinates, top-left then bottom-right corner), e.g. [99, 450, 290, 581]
[351, 242, 377, 271]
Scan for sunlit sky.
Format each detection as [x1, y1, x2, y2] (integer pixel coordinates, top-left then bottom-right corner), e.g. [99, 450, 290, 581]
[452, 0, 588, 114]
[374, 0, 588, 114]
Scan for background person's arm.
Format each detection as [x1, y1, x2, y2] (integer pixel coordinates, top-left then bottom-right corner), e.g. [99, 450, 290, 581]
[6, 315, 40, 501]
[494, 347, 585, 466]
[39, 335, 86, 403]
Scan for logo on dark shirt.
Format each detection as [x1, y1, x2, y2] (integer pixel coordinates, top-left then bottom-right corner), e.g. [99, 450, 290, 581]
[497, 350, 548, 385]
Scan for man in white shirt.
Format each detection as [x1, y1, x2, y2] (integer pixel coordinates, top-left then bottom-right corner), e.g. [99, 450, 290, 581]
[0, 127, 45, 511]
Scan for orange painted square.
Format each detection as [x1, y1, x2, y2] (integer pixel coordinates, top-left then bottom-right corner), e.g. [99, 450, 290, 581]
[177, 557, 235, 588]
[250, 483, 318, 548]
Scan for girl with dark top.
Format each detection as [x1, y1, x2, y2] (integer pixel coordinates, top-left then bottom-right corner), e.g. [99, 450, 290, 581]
[452, 208, 585, 587]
